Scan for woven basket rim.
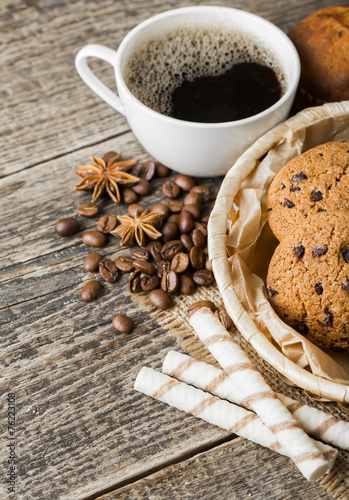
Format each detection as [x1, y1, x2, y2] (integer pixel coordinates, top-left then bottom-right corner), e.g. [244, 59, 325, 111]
[209, 101, 349, 403]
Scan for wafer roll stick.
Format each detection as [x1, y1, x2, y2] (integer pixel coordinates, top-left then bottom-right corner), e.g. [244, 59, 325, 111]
[162, 350, 349, 450]
[134, 367, 337, 471]
[189, 308, 332, 481]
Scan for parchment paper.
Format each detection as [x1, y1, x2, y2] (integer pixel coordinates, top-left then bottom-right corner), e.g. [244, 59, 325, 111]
[226, 112, 349, 385]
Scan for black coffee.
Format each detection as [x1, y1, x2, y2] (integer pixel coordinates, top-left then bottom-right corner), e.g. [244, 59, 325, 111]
[172, 62, 282, 123]
[124, 24, 286, 123]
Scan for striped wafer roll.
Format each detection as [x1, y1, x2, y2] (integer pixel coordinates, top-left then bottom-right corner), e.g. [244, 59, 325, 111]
[162, 350, 348, 451]
[134, 367, 337, 472]
[189, 308, 331, 481]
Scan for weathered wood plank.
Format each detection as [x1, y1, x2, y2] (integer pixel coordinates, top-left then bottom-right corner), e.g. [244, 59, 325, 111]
[99, 437, 334, 500]
[0, 0, 339, 177]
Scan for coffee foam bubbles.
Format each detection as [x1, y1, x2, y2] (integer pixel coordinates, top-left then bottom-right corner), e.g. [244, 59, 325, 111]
[123, 24, 287, 117]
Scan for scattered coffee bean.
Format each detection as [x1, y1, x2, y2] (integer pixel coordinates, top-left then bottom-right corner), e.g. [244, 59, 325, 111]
[161, 270, 180, 293]
[188, 300, 216, 317]
[77, 202, 99, 217]
[193, 269, 214, 286]
[103, 151, 119, 163]
[184, 191, 203, 206]
[312, 245, 328, 257]
[214, 307, 232, 329]
[162, 180, 181, 198]
[190, 246, 205, 270]
[114, 255, 134, 272]
[168, 213, 180, 224]
[205, 258, 212, 271]
[283, 198, 295, 208]
[178, 210, 195, 234]
[171, 252, 190, 274]
[191, 185, 211, 202]
[99, 258, 119, 283]
[154, 162, 170, 178]
[127, 203, 147, 217]
[55, 217, 80, 237]
[133, 259, 156, 275]
[82, 230, 107, 247]
[130, 247, 150, 261]
[112, 314, 134, 334]
[173, 174, 196, 192]
[128, 270, 142, 293]
[165, 200, 183, 213]
[290, 172, 308, 182]
[194, 222, 207, 237]
[182, 203, 201, 220]
[179, 274, 196, 295]
[192, 228, 206, 248]
[139, 160, 156, 181]
[132, 178, 152, 196]
[161, 221, 180, 242]
[83, 252, 103, 272]
[201, 215, 210, 225]
[157, 260, 170, 278]
[123, 187, 139, 205]
[151, 203, 170, 219]
[81, 280, 103, 302]
[161, 240, 184, 260]
[181, 233, 194, 252]
[140, 274, 160, 292]
[294, 245, 305, 259]
[148, 241, 162, 263]
[149, 289, 173, 309]
[97, 215, 117, 233]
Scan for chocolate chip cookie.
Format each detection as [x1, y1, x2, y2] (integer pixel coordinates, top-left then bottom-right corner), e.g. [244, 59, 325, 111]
[267, 210, 349, 352]
[267, 141, 349, 241]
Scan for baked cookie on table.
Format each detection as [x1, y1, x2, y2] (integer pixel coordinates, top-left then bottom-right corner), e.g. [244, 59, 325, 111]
[267, 141, 349, 241]
[266, 210, 349, 353]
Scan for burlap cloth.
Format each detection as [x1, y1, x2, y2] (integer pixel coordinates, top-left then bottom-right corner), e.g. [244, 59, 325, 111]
[133, 286, 349, 498]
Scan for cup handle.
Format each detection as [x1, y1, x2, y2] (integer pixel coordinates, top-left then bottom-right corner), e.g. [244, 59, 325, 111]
[75, 44, 125, 115]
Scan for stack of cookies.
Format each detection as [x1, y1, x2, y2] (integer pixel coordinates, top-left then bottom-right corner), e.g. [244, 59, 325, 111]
[266, 141, 349, 352]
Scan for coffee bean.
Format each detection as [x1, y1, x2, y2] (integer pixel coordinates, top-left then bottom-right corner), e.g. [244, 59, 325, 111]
[178, 210, 195, 234]
[147, 241, 163, 263]
[166, 200, 184, 213]
[161, 270, 180, 293]
[83, 252, 103, 272]
[168, 214, 180, 224]
[55, 217, 80, 237]
[133, 259, 156, 275]
[122, 188, 139, 205]
[139, 160, 156, 181]
[161, 221, 180, 242]
[128, 270, 142, 293]
[97, 215, 117, 233]
[99, 258, 119, 283]
[81, 280, 103, 302]
[154, 162, 170, 177]
[140, 274, 160, 292]
[184, 192, 203, 206]
[201, 215, 210, 225]
[190, 185, 211, 202]
[193, 269, 214, 286]
[130, 248, 150, 261]
[179, 274, 196, 295]
[188, 300, 216, 317]
[77, 202, 99, 217]
[151, 203, 170, 219]
[162, 180, 181, 198]
[171, 252, 190, 273]
[180, 234, 194, 252]
[173, 174, 196, 192]
[132, 178, 152, 196]
[192, 228, 206, 248]
[112, 314, 134, 334]
[149, 289, 173, 309]
[161, 240, 184, 260]
[190, 246, 205, 269]
[157, 260, 170, 278]
[103, 151, 119, 163]
[127, 204, 147, 217]
[114, 255, 134, 272]
[182, 204, 201, 220]
[214, 307, 232, 329]
[194, 222, 207, 237]
[82, 230, 107, 247]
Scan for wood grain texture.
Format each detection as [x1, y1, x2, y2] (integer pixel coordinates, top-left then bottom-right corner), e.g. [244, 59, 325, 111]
[100, 437, 334, 500]
[0, 0, 339, 177]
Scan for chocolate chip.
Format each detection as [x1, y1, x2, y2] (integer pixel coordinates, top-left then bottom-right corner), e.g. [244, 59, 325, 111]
[312, 191, 323, 202]
[267, 207, 272, 212]
[320, 308, 334, 327]
[281, 183, 286, 190]
[342, 249, 349, 263]
[290, 172, 308, 181]
[318, 153, 324, 157]
[283, 199, 295, 208]
[312, 246, 328, 257]
[290, 186, 301, 192]
[294, 320, 309, 335]
[341, 280, 349, 293]
[315, 283, 323, 295]
[294, 245, 305, 259]
[268, 287, 278, 298]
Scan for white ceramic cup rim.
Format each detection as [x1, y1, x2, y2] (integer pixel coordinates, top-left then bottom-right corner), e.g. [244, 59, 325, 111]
[114, 6, 300, 129]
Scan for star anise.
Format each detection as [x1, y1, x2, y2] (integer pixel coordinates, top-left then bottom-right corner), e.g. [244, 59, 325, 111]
[74, 152, 139, 203]
[111, 210, 163, 246]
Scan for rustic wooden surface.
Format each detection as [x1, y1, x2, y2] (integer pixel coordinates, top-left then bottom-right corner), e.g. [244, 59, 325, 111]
[0, 0, 347, 499]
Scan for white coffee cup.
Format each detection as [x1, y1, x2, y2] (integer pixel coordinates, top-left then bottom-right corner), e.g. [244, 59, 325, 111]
[75, 6, 300, 177]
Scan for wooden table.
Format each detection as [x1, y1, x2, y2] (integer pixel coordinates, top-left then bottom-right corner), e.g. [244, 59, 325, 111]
[1, 1, 348, 498]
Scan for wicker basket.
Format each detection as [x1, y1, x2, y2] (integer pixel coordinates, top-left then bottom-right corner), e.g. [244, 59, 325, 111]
[209, 101, 349, 403]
